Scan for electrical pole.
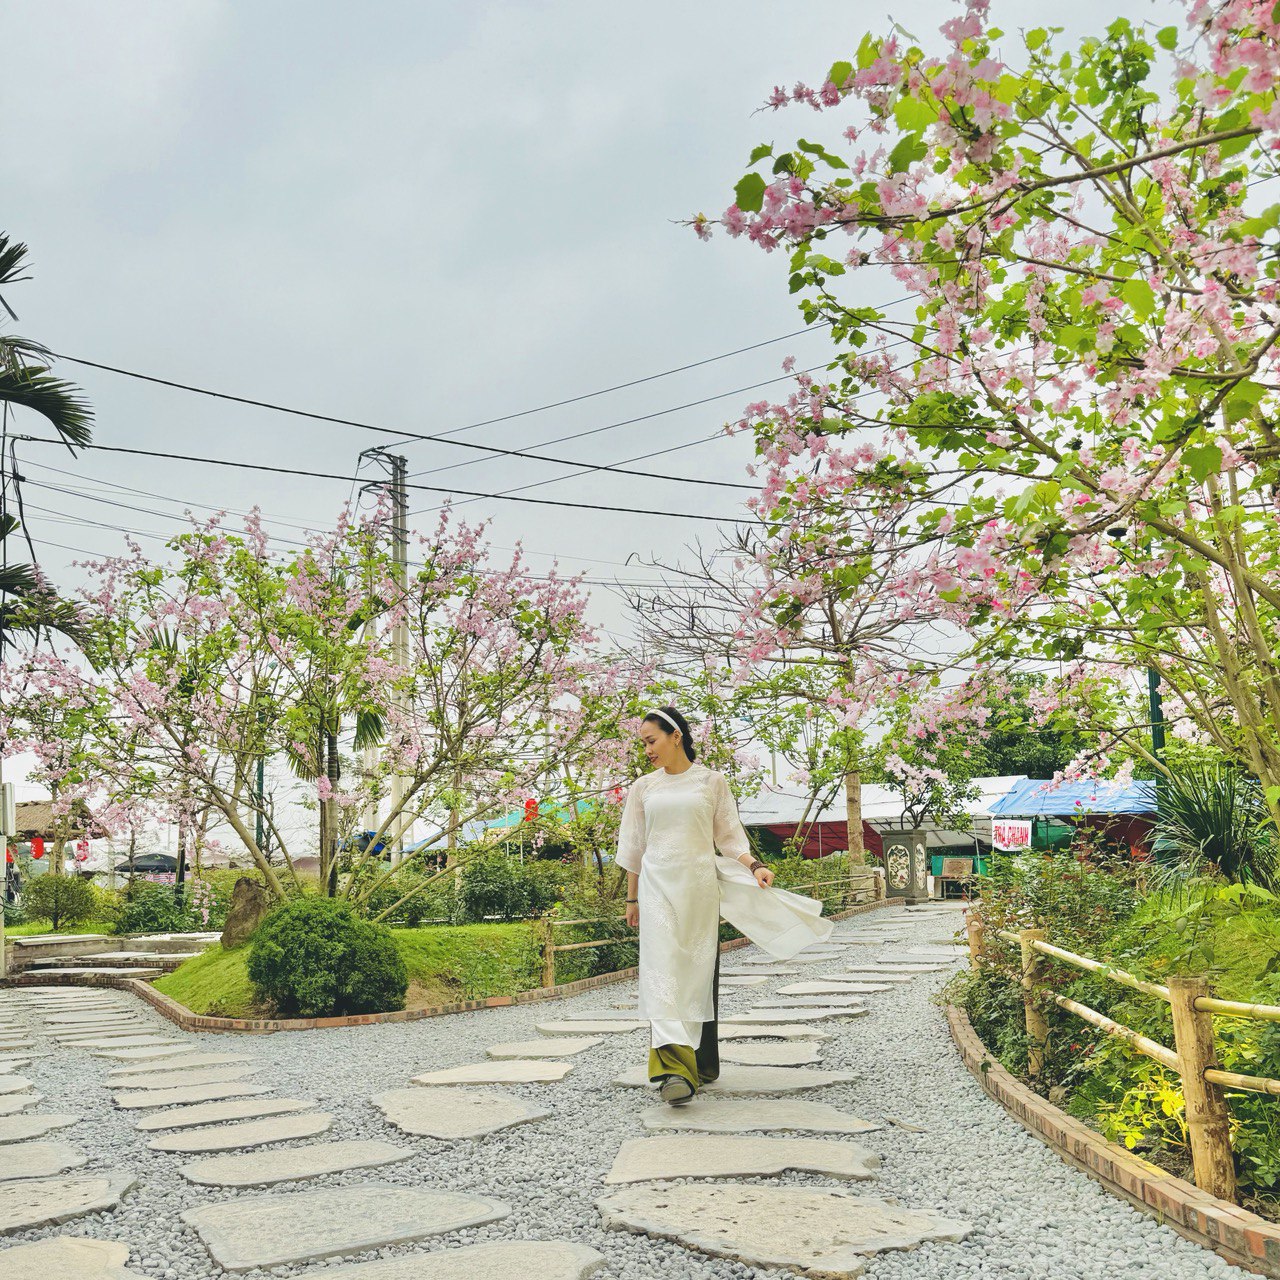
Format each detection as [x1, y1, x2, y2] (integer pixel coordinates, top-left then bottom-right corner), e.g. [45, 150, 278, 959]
[359, 449, 411, 865]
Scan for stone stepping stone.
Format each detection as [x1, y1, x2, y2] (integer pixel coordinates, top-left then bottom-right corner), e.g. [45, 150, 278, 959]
[536, 1020, 645, 1035]
[616, 1064, 854, 1095]
[0, 1064, 29, 1076]
[181, 1138, 407, 1187]
[605, 1134, 881, 1184]
[94, 1044, 197, 1062]
[832, 971, 913, 983]
[0, 1140, 87, 1180]
[0, 1045, 32, 1055]
[719, 1042, 821, 1067]
[292, 1240, 606, 1280]
[0, 1235, 149, 1280]
[0, 1080, 32, 1098]
[754, 995, 870, 1008]
[412, 1061, 572, 1085]
[148, 1112, 333, 1153]
[114, 1082, 274, 1109]
[778, 982, 893, 996]
[372, 1087, 549, 1140]
[107, 1053, 251, 1080]
[0, 1053, 48, 1065]
[721, 966, 798, 977]
[44, 1009, 146, 1023]
[67, 1035, 185, 1050]
[641, 1096, 881, 1135]
[860, 961, 948, 971]
[726, 1008, 867, 1024]
[0, 1172, 136, 1234]
[560, 1010, 648, 1022]
[718, 1024, 829, 1041]
[718, 975, 768, 987]
[137, 1097, 317, 1132]
[597, 1184, 971, 1275]
[48, 1022, 151, 1037]
[0, 1096, 41, 1117]
[487, 1037, 601, 1060]
[0, 1113, 79, 1143]
[109, 1064, 256, 1092]
[181, 1183, 510, 1271]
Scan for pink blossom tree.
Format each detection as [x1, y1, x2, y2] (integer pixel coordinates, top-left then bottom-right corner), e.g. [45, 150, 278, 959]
[698, 0, 1280, 819]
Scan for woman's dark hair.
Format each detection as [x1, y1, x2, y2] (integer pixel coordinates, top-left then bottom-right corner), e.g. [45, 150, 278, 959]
[643, 706, 697, 762]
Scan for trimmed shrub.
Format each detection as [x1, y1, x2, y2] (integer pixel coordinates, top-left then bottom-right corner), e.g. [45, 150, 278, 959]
[247, 897, 407, 1017]
[453, 850, 563, 923]
[23, 874, 96, 929]
[117, 882, 198, 935]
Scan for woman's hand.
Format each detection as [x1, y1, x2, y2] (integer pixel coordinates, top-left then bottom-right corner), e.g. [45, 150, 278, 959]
[753, 865, 775, 888]
[625, 900, 640, 929]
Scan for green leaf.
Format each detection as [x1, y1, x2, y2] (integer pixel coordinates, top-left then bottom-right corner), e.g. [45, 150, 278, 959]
[748, 143, 773, 164]
[827, 60, 853, 88]
[887, 134, 927, 174]
[1026, 28, 1047, 50]
[1121, 278, 1157, 319]
[734, 172, 767, 213]
[1156, 26, 1178, 51]
[1183, 443, 1222, 483]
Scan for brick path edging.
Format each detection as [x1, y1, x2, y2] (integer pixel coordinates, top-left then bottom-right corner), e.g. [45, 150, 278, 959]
[946, 1002, 1280, 1279]
[3, 896, 892, 1035]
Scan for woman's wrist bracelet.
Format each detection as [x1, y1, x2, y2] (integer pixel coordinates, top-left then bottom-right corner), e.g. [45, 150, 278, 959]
[626, 898, 638, 904]
[747, 858, 766, 874]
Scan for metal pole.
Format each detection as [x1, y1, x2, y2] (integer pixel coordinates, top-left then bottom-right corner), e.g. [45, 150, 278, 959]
[388, 453, 409, 864]
[1148, 667, 1166, 761]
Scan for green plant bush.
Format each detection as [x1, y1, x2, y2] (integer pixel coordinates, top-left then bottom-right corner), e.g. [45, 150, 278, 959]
[117, 882, 199, 935]
[453, 850, 563, 923]
[247, 897, 407, 1017]
[23, 874, 97, 929]
[2, 898, 26, 926]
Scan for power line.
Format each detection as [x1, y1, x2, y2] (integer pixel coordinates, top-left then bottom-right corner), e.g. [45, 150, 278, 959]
[15, 437, 750, 524]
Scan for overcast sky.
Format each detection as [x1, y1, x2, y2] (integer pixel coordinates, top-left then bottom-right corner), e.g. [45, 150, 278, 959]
[4, 0, 1130, 648]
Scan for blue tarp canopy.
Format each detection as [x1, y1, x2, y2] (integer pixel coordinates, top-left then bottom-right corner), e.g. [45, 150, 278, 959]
[988, 777, 1157, 817]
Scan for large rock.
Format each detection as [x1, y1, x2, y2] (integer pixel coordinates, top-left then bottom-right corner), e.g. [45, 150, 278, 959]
[0, 1173, 136, 1234]
[294, 1241, 606, 1279]
[114, 1082, 272, 1109]
[372, 1087, 548, 1140]
[180, 1138, 408, 1187]
[411, 1060, 572, 1085]
[148, 1112, 333, 1153]
[615, 1064, 854, 1095]
[596, 1184, 972, 1276]
[136, 1097, 317, 1132]
[640, 1096, 881, 1135]
[0, 1236, 149, 1280]
[181, 1183, 510, 1271]
[0, 1141, 87, 1181]
[0, 1114, 79, 1144]
[220, 876, 271, 948]
[605, 1134, 880, 1184]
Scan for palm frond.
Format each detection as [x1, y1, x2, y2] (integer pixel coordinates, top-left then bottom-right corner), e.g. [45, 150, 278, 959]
[0, 235, 32, 288]
[0, 335, 53, 379]
[0, 365, 93, 448]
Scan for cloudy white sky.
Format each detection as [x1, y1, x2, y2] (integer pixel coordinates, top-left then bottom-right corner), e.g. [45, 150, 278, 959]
[4, 0, 1131, 648]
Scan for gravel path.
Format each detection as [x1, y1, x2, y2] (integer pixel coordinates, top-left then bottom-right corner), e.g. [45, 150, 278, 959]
[0, 903, 1257, 1280]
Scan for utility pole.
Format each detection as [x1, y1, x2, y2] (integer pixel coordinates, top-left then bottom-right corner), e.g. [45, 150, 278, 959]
[359, 449, 411, 865]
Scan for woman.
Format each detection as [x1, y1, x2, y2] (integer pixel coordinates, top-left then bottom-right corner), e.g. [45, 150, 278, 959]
[616, 706, 833, 1104]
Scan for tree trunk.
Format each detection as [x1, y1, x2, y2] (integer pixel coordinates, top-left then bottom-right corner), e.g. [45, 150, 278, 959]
[845, 770, 865, 865]
[325, 728, 340, 896]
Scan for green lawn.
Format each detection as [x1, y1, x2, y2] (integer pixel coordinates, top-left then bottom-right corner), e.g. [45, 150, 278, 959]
[153, 921, 540, 1018]
[4, 919, 118, 937]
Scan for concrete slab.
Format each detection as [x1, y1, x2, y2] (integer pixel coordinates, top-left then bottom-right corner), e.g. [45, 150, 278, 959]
[93, 1045, 197, 1062]
[717, 1024, 829, 1041]
[108, 1065, 255, 1092]
[486, 1037, 602, 1059]
[113, 1082, 273, 1109]
[616, 1064, 855, 1094]
[724, 1008, 868, 1024]
[536, 1020, 645, 1035]
[0, 1236, 148, 1280]
[0, 1172, 136, 1234]
[106, 1053, 251, 1079]
[605, 1134, 881, 1184]
[596, 1185, 972, 1276]
[148, 1112, 333, 1153]
[372, 1087, 549, 1140]
[292, 1241, 605, 1280]
[717, 975, 769, 987]
[135, 1097, 317, 1132]
[754, 995, 870, 1008]
[719, 1042, 822, 1067]
[181, 1183, 510, 1272]
[0, 1114, 80, 1143]
[0, 1080, 32, 1098]
[0, 1096, 41, 1118]
[180, 1138, 409, 1187]
[777, 983, 893, 996]
[0, 1140, 87, 1181]
[640, 1096, 882, 1135]
[411, 1060, 573, 1085]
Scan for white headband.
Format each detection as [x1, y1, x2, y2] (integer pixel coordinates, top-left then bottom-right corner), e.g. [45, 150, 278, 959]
[648, 709, 681, 735]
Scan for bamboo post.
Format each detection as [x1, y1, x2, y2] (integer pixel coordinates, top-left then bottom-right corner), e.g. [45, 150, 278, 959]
[966, 910, 984, 972]
[1168, 975, 1237, 1202]
[537, 916, 556, 989]
[1018, 927, 1049, 1078]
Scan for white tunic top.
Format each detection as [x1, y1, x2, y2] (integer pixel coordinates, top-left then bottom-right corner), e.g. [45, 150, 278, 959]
[616, 763, 833, 1048]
